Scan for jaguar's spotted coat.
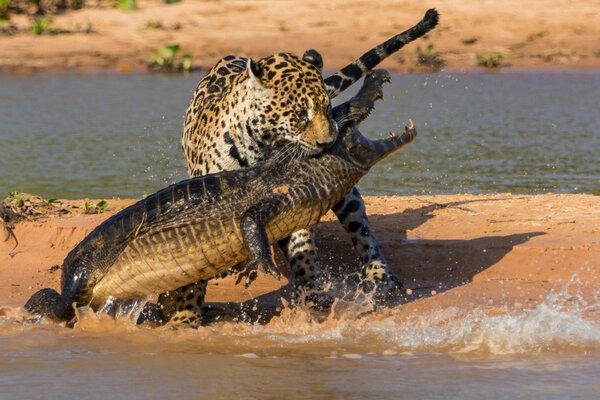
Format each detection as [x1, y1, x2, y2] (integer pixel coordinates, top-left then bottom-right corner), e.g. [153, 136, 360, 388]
[159, 9, 439, 327]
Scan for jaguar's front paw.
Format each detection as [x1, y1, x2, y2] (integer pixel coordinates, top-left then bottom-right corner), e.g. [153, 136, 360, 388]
[360, 260, 404, 305]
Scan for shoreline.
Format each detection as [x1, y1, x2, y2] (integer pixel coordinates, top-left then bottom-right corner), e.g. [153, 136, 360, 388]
[1, 1, 599, 74]
[2, 193, 598, 322]
[3, 65, 600, 77]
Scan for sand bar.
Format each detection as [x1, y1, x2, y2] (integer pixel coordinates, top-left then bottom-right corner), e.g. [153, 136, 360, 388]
[1, 194, 598, 322]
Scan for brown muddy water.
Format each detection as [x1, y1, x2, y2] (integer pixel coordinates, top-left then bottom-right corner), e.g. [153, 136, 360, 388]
[1, 283, 600, 399]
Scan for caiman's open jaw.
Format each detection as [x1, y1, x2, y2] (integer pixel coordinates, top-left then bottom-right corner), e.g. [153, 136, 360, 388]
[344, 119, 416, 167]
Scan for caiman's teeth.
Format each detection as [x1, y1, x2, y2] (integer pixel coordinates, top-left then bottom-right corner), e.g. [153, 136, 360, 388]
[389, 132, 396, 138]
[408, 119, 414, 129]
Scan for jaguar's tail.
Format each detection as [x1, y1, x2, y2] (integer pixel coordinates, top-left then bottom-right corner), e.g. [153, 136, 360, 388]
[324, 8, 439, 98]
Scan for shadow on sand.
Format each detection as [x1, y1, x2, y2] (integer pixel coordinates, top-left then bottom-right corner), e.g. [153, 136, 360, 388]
[203, 198, 545, 324]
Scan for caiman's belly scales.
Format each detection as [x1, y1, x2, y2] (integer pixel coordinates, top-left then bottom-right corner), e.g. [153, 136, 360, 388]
[92, 200, 327, 301]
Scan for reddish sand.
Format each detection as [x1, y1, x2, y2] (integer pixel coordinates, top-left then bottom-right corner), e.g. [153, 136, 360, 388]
[2, 194, 598, 322]
[1, 0, 600, 73]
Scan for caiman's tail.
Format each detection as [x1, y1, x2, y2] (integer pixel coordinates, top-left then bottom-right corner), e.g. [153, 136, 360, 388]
[25, 288, 74, 322]
[325, 8, 440, 97]
[349, 120, 417, 167]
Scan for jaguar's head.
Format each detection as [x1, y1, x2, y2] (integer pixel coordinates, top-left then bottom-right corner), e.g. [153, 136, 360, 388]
[245, 51, 337, 155]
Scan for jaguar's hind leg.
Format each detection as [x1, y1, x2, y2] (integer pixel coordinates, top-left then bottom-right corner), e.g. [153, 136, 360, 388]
[279, 228, 332, 309]
[332, 188, 402, 302]
[157, 281, 207, 328]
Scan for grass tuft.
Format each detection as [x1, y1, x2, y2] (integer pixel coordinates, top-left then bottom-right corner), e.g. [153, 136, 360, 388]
[476, 52, 504, 69]
[415, 43, 445, 71]
[148, 43, 195, 73]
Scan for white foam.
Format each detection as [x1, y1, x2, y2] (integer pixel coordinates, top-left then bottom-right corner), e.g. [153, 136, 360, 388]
[194, 277, 600, 355]
[3, 277, 599, 356]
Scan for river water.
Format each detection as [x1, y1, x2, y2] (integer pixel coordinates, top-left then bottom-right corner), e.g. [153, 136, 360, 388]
[0, 70, 598, 198]
[1, 281, 600, 399]
[1, 70, 599, 399]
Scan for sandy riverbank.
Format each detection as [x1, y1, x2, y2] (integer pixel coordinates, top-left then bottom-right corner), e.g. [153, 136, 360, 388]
[1, 0, 599, 73]
[1, 194, 598, 323]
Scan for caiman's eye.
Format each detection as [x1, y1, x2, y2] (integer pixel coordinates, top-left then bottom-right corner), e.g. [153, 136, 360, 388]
[296, 110, 309, 124]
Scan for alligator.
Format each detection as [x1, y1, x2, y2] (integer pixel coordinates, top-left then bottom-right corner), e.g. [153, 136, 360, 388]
[25, 69, 417, 323]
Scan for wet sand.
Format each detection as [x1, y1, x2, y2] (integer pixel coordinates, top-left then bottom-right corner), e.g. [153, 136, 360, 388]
[1, 0, 600, 73]
[1, 193, 598, 322]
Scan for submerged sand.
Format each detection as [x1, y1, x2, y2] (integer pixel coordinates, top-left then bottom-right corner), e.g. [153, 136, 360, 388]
[1, 0, 600, 73]
[1, 194, 598, 323]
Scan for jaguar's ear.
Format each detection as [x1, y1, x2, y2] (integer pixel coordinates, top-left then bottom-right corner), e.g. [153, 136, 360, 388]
[302, 49, 323, 71]
[247, 58, 266, 90]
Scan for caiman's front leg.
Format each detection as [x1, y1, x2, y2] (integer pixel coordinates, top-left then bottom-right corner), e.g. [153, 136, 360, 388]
[240, 196, 287, 280]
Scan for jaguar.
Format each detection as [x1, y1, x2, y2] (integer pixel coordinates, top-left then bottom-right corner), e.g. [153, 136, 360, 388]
[158, 9, 439, 327]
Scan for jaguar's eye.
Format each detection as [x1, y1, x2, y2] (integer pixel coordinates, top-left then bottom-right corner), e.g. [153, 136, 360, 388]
[296, 110, 309, 124]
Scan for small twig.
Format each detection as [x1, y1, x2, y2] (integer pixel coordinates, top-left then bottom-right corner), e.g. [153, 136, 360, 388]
[3, 223, 19, 252]
[1, 205, 20, 254]
[8, 250, 21, 259]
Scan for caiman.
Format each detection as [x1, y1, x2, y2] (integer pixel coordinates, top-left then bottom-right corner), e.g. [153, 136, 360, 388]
[25, 69, 417, 323]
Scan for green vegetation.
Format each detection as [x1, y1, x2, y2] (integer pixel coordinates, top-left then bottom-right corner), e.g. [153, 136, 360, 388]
[30, 15, 88, 35]
[0, 0, 10, 22]
[163, 0, 181, 3]
[415, 43, 445, 71]
[31, 16, 50, 35]
[476, 52, 504, 69]
[5, 191, 60, 206]
[116, 0, 137, 11]
[143, 19, 181, 31]
[84, 200, 109, 214]
[2, 191, 71, 222]
[148, 44, 194, 73]
[5, 191, 25, 204]
[145, 19, 163, 29]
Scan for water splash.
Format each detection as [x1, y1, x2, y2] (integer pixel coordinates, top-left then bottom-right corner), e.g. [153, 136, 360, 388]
[1, 277, 599, 357]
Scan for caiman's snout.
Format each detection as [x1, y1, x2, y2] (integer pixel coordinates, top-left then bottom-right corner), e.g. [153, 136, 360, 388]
[24, 287, 74, 322]
[347, 119, 417, 167]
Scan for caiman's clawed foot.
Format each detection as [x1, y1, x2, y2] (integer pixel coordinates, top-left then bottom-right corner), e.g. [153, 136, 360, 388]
[347, 69, 391, 124]
[332, 68, 391, 128]
[243, 258, 281, 281]
[258, 259, 281, 280]
[234, 262, 259, 288]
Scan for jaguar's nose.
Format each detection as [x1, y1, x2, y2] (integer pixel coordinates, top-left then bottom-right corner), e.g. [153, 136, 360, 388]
[316, 137, 336, 148]
[316, 121, 338, 148]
